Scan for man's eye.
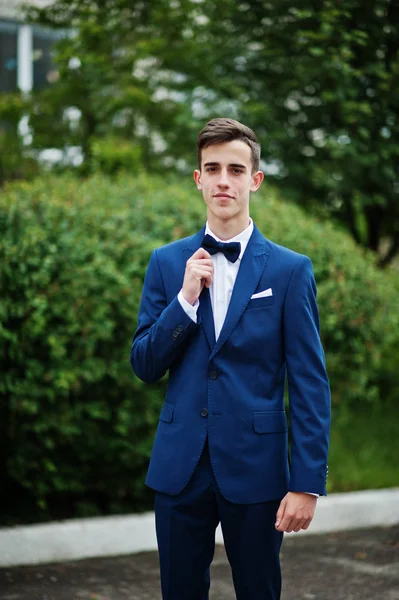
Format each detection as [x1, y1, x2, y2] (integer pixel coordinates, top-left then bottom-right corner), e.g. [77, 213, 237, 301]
[232, 169, 243, 174]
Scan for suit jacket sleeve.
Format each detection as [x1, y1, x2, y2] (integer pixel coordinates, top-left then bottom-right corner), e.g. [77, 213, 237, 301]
[283, 256, 331, 495]
[130, 249, 201, 383]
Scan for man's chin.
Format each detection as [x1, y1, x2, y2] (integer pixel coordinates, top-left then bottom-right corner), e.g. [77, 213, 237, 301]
[212, 207, 237, 221]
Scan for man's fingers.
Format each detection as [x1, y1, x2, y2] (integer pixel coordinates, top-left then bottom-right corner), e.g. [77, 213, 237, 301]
[191, 267, 213, 287]
[181, 254, 213, 304]
[284, 512, 315, 533]
[301, 519, 312, 531]
[275, 497, 287, 529]
[188, 258, 214, 269]
[283, 512, 296, 532]
[277, 513, 294, 533]
[191, 266, 213, 280]
[293, 518, 307, 533]
[275, 492, 317, 533]
[191, 247, 211, 260]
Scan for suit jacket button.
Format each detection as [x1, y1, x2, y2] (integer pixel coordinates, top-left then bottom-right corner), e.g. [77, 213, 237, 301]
[200, 408, 208, 417]
[209, 370, 218, 380]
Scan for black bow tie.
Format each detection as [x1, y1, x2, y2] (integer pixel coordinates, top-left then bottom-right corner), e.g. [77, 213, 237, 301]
[201, 234, 241, 263]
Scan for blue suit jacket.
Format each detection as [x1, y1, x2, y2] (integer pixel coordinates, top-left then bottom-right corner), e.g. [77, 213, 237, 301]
[131, 224, 331, 503]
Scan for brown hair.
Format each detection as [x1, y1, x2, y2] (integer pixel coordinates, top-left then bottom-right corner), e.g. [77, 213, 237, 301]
[197, 117, 261, 173]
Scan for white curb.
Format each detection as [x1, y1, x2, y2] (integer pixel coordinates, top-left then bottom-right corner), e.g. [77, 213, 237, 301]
[1, 488, 398, 567]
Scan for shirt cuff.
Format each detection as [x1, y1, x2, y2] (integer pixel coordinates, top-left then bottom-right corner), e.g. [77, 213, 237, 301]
[305, 493, 319, 497]
[178, 290, 199, 323]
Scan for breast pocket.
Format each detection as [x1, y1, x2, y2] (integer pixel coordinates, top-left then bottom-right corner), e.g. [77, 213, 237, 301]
[247, 295, 275, 309]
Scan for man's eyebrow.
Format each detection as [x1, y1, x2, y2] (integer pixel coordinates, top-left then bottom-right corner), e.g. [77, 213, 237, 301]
[203, 161, 247, 169]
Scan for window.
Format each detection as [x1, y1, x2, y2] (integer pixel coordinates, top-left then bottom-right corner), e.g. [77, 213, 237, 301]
[0, 19, 62, 93]
[0, 21, 18, 92]
[33, 25, 60, 90]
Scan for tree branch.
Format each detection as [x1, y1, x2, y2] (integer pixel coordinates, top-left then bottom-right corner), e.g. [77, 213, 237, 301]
[378, 233, 399, 268]
[343, 196, 361, 244]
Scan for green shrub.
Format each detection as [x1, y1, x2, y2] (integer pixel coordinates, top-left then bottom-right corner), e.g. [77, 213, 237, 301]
[250, 191, 399, 416]
[0, 94, 40, 185]
[0, 173, 398, 523]
[89, 136, 144, 175]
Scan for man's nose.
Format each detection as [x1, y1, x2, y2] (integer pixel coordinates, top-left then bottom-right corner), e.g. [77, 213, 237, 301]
[217, 169, 229, 187]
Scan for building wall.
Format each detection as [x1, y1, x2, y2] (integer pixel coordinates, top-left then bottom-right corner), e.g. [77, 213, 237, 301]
[0, 0, 59, 93]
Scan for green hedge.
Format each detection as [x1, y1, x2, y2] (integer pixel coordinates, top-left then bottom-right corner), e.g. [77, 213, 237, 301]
[0, 174, 398, 524]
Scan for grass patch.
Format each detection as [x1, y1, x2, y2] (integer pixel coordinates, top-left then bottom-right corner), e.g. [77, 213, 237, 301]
[327, 402, 399, 492]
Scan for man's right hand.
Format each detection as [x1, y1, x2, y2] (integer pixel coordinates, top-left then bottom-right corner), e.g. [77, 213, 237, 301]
[182, 248, 214, 305]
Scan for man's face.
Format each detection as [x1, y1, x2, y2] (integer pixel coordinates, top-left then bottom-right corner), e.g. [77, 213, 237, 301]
[193, 140, 263, 225]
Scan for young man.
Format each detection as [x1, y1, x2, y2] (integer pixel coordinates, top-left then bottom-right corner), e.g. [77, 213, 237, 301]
[130, 118, 331, 600]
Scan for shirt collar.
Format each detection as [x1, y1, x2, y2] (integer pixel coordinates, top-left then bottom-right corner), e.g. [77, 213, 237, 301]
[205, 218, 253, 261]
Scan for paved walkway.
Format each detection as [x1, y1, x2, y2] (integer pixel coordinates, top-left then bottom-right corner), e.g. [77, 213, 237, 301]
[0, 526, 398, 600]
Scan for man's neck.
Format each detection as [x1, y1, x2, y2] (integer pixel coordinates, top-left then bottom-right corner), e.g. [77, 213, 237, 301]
[207, 215, 251, 241]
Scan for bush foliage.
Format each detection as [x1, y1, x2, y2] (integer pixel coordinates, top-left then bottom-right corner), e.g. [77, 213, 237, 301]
[12, 0, 399, 266]
[0, 174, 398, 523]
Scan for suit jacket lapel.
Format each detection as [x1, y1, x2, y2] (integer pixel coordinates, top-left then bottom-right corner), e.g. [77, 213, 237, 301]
[209, 224, 269, 360]
[182, 227, 216, 350]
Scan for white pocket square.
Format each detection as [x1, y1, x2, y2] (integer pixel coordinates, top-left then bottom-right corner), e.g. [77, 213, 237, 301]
[251, 287, 273, 299]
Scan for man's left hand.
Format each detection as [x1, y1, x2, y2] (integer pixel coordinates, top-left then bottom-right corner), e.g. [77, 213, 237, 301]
[275, 492, 317, 533]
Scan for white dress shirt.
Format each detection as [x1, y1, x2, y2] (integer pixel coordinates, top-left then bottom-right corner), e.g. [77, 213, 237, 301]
[177, 220, 318, 497]
[178, 218, 253, 339]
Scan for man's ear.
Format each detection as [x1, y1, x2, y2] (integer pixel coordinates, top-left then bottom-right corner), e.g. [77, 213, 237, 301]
[250, 170, 264, 192]
[193, 169, 202, 190]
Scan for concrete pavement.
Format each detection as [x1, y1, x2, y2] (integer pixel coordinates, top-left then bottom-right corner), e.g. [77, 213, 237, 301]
[2, 489, 399, 568]
[0, 525, 398, 600]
